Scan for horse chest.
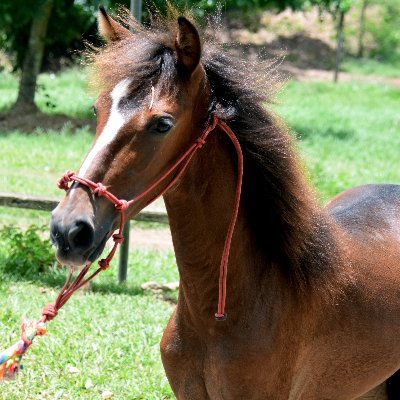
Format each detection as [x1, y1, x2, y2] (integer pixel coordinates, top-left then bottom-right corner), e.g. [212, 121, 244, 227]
[161, 323, 295, 399]
[202, 350, 292, 400]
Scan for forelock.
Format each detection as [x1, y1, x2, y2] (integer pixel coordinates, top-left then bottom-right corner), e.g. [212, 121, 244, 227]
[87, 28, 178, 100]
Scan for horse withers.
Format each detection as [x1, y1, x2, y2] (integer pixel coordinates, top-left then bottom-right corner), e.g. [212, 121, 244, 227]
[50, 7, 400, 399]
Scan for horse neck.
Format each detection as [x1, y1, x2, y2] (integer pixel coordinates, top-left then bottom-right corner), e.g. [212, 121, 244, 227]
[163, 129, 298, 329]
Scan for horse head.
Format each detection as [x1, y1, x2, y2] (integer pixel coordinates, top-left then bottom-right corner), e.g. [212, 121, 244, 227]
[51, 8, 210, 266]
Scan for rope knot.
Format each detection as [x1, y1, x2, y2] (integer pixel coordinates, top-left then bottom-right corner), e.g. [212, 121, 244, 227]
[20, 321, 32, 347]
[196, 137, 206, 148]
[93, 183, 107, 197]
[98, 258, 110, 270]
[112, 233, 124, 244]
[42, 303, 58, 322]
[57, 170, 75, 191]
[115, 199, 128, 211]
[215, 312, 227, 321]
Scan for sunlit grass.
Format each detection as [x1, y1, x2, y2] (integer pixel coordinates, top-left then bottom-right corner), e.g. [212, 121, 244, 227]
[0, 248, 178, 399]
[341, 57, 400, 78]
[275, 80, 400, 202]
[0, 279, 176, 399]
[0, 68, 94, 118]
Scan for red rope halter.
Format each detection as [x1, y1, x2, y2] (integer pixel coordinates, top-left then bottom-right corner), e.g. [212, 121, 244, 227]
[51, 114, 243, 321]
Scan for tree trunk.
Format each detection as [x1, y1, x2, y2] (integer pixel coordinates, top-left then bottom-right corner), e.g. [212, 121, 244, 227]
[12, 0, 53, 114]
[130, 0, 143, 22]
[334, 9, 345, 83]
[357, 0, 368, 58]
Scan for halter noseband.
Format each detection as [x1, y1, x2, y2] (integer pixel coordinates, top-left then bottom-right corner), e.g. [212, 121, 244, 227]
[55, 114, 243, 321]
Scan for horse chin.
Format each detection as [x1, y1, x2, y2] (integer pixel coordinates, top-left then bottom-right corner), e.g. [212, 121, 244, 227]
[54, 248, 89, 267]
[87, 234, 110, 263]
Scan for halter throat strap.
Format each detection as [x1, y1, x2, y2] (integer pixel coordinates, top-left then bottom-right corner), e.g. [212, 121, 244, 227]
[55, 114, 243, 322]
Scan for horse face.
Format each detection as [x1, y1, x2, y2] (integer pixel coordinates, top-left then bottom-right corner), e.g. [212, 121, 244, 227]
[51, 10, 208, 266]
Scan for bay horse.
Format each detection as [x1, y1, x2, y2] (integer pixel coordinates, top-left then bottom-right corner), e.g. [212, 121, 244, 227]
[50, 7, 400, 399]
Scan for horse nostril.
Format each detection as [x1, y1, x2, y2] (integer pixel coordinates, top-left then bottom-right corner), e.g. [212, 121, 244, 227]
[67, 220, 94, 250]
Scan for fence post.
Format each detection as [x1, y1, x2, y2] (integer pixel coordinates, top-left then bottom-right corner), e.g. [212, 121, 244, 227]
[117, 0, 143, 284]
[118, 221, 130, 283]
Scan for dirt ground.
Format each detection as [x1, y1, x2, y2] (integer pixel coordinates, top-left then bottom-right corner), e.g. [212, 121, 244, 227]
[130, 226, 173, 251]
[0, 109, 95, 133]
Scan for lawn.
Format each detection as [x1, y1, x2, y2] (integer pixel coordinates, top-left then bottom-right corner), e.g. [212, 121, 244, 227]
[276, 79, 400, 202]
[341, 57, 400, 79]
[0, 66, 399, 398]
[0, 252, 177, 399]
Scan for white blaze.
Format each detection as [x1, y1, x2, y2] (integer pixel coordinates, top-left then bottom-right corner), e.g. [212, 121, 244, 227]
[78, 78, 132, 177]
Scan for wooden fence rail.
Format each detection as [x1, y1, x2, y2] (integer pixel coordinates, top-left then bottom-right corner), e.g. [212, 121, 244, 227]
[0, 192, 169, 283]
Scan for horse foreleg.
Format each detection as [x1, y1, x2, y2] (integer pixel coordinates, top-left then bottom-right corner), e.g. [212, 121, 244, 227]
[160, 310, 210, 400]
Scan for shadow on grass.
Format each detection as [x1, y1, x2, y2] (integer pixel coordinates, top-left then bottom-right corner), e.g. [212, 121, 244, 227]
[90, 281, 143, 296]
[0, 109, 95, 134]
[0, 269, 145, 297]
[1, 274, 179, 314]
[293, 124, 355, 140]
[1, 269, 178, 303]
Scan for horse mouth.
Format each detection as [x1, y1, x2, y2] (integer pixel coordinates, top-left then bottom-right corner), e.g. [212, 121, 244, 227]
[87, 234, 110, 263]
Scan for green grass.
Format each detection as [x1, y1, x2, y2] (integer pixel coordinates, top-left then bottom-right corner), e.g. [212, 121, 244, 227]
[275, 80, 400, 202]
[0, 128, 93, 228]
[0, 67, 399, 398]
[0, 69, 96, 227]
[0, 68, 94, 118]
[341, 57, 400, 78]
[0, 129, 92, 196]
[0, 249, 178, 399]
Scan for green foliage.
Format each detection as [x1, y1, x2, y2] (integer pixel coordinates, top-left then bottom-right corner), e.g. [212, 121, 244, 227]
[0, 0, 101, 71]
[264, 0, 355, 13]
[0, 0, 39, 68]
[319, 0, 355, 13]
[0, 225, 56, 276]
[367, 0, 400, 62]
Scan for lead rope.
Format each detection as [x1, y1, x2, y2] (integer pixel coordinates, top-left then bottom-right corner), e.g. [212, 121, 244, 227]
[0, 114, 243, 378]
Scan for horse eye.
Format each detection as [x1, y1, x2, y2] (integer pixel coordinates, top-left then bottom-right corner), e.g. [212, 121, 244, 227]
[92, 106, 97, 116]
[154, 117, 173, 134]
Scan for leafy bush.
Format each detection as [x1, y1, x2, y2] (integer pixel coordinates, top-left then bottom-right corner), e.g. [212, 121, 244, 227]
[368, 0, 400, 62]
[0, 225, 56, 277]
[0, 0, 100, 71]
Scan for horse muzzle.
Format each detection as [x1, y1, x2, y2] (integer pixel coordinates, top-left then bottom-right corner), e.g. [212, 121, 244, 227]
[50, 190, 115, 266]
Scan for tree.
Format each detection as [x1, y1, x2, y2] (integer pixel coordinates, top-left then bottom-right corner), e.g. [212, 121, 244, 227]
[12, 0, 54, 113]
[0, 0, 101, 114]
[334, 4, 345, 82]
[357, 0, 368, 58]
[307, 0, 355, 82]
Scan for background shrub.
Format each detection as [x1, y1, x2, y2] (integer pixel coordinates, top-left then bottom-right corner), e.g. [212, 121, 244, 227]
[0, 225, 56, 277]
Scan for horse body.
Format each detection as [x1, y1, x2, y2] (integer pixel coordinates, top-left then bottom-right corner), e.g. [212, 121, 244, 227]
[50, 8, 400, 399]
[161, 127, 400, 399]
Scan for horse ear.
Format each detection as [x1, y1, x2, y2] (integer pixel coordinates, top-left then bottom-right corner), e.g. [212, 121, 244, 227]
[175, 16, 201, 77]
[98, 6, 131, 43]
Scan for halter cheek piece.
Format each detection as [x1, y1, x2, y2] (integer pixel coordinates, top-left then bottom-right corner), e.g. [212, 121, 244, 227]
[55, 114, 243, 322]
